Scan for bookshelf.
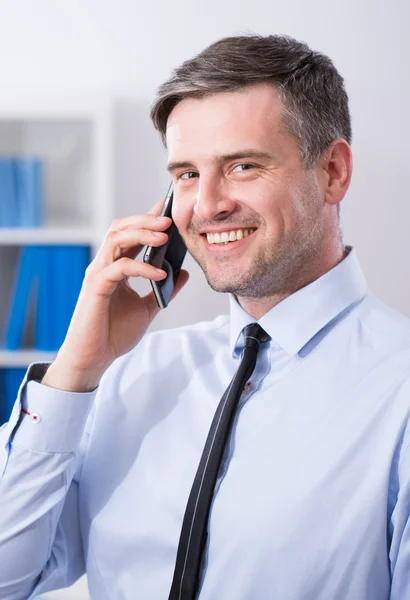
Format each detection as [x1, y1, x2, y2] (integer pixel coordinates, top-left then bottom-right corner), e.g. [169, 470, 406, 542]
[0, 94, 113, 395]
[0, 226, 98, 246]
[0, 350, 57, 368]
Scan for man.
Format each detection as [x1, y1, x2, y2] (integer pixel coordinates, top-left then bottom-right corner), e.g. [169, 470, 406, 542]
[1, 34, 410, 600]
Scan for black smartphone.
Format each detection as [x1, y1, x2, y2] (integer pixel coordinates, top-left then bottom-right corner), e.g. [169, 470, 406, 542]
[143, 183, 187, 309]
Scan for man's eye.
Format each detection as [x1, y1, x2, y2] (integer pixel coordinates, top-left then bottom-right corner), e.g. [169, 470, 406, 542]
[232, 164, 254, 173]
[179, 171, 197, 180]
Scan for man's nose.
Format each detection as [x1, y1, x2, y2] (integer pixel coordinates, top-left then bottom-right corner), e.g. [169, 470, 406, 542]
[193, 178, 237, 221]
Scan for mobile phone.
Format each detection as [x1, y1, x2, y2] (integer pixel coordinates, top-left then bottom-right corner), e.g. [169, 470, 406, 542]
[143, 183, 187, 309]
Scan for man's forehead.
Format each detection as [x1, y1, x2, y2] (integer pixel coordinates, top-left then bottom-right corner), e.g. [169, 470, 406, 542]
[166, 85, 286, 162]
[166, 84, 283, 136]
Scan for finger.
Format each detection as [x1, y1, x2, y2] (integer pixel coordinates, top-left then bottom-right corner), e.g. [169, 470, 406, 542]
[93, 257, 167, 298]
[171, 269, 190, 301]
[147, 197, 168, 216]
[94, 228, 169, 268]
[107, 213, 171, 234]
[142, 289, 164, 321]
[143, 268, 190, 319]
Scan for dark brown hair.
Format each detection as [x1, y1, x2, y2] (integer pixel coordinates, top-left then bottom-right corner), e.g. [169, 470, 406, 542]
[150, 34, 351, 168]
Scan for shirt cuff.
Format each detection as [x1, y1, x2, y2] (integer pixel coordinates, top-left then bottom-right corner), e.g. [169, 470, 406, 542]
[7, 362, 97, 454]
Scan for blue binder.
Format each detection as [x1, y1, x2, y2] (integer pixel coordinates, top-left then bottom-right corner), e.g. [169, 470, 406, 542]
[3, 246, 39, 350]
[5, 245, 91, 353]
[53, 246, 90, 348]
[15, 158, 44, 227]
[34, 245, 90, 351]
[0, 158, 18, 227]
[34, 246, 54, 350]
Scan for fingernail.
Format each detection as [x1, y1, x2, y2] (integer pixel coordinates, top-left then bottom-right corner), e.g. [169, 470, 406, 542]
[152, 231, 164, 237]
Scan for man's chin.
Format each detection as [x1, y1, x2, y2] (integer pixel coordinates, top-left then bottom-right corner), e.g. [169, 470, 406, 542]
[194, 255, 263, 295]
[204, 273, 255, 296]
[202, 271, 238, 294]
[202, 262, 278, 299]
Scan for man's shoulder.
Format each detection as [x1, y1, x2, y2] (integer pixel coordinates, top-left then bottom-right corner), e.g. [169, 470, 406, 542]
[350, 294, 410, 388]
[358, 293, 410, 346]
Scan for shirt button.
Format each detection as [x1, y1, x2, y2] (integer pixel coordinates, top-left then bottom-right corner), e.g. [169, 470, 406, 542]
[31, 412, 42, 423]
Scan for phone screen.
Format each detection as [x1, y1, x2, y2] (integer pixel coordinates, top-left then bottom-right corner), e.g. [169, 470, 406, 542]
[143, 183, 187, 308]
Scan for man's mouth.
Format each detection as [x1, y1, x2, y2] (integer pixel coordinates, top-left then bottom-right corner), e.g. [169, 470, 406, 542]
[205, 228, 256, 245]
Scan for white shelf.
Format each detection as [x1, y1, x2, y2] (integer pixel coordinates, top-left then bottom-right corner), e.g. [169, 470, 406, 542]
[0, 92, 111, 120]
[0, 350, 56, 367]
[0, 226, 99, 245]
[0, 94, 112, 377]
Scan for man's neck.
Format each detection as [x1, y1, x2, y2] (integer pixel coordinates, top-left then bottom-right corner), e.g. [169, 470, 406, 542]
[236, 245, 348, 320]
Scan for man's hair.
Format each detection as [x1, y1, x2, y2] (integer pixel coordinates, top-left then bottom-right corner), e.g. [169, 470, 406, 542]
[150, 34, 351, 168]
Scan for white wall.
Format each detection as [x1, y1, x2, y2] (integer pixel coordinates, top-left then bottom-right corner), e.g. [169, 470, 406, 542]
[0, 0, 409, 597]
[1, 0, 409, 327]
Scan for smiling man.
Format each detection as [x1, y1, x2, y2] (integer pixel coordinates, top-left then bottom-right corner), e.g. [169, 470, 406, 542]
[1, 34, 410, 600]
[165, 82, 348, 317]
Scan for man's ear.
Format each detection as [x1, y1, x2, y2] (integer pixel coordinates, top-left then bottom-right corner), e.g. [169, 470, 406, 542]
[320, 139, 353, 206]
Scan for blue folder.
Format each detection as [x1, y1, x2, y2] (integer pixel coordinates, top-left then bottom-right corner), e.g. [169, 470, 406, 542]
[15, 158, 44, 227]
[4, 245, 90, 353]
[0, 158, 18, 227]
[3, 246, 39, 350]
[53, 246, 90, 348]
[34, 246, 54, 350]
[34, 245, 90, 351]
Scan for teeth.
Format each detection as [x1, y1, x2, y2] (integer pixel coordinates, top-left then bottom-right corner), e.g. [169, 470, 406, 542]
[206, 228, 254, 244]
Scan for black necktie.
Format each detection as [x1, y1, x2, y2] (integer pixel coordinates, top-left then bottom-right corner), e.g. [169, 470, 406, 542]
[168, 323, 271, 600]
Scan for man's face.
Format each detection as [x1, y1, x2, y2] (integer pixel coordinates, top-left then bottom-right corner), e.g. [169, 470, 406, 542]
[166, 83, 327, 298]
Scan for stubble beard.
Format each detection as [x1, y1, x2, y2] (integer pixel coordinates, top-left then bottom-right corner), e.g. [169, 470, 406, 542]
[188, 210, 325, 299]
[194, 233, 321, 299]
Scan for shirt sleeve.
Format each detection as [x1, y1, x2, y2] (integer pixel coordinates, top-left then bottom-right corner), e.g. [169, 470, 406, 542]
[389, 418, 410, 599]
[0, 362, 97, 599]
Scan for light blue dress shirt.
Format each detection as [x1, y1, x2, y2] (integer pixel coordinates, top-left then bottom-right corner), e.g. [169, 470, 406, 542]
[1, 247, 410, 599]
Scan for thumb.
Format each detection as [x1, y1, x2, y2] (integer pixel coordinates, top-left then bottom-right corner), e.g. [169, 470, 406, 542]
[143, 269, 190, 319]
[170, 269, 190, 301]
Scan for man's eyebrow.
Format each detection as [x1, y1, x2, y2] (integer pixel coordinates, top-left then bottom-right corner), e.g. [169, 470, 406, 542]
[167, 150, 275, 173]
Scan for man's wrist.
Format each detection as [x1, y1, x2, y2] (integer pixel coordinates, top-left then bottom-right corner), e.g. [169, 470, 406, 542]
[41, 360, 101, 393]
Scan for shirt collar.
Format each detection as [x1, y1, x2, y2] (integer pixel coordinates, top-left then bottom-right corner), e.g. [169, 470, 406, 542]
[229, 247, 367, 357]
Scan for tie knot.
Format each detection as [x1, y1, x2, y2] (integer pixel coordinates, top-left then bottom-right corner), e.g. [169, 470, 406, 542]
[242, 323, 271, 351]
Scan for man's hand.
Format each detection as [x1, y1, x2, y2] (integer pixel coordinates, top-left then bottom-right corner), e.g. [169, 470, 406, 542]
[41, 202, 189, 392]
